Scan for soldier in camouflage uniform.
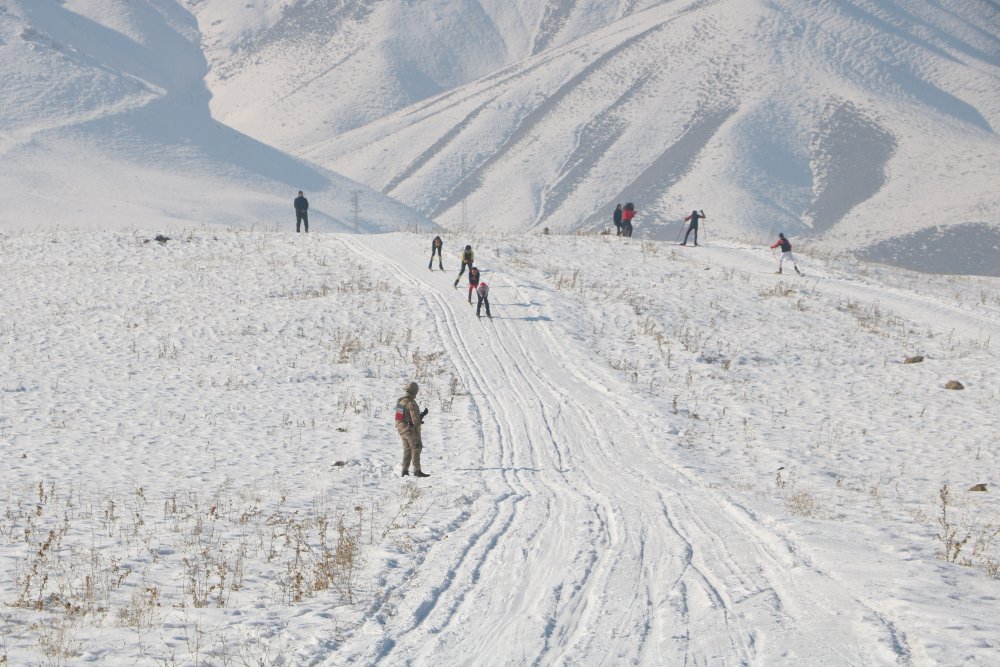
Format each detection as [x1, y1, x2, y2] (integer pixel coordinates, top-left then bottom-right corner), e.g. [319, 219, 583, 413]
[395, 381, 430, 477]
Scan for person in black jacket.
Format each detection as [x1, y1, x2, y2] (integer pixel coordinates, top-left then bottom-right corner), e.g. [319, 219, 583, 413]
[429, 236, 444, 270]
[681, 209, 705, 246]
[294, 191, 309, 233]
[613, 204, 623, 236]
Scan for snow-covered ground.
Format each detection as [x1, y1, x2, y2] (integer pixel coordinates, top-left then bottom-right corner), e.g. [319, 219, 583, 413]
[2, 228, 998, 664]
[1, 0, 999, 662]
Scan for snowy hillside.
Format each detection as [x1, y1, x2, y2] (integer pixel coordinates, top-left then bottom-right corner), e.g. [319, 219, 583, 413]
[317, 0, 997, 249]
[2, 228, 999, 663]
[0, 0, 432, 233]
[2, 1, 999, 663]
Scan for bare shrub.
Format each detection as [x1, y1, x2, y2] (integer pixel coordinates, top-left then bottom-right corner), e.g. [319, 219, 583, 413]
[758, 282, 794, 298]
[936, 485, 971, 564]
[786, 489, 822, 518]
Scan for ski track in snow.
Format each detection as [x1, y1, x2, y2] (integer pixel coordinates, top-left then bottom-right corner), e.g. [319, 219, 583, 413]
[705, 245, 1000, 342]
[326, 235, 919, 665]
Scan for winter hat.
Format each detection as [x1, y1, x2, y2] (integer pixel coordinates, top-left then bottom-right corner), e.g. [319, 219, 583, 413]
[404, 381, 419, 396]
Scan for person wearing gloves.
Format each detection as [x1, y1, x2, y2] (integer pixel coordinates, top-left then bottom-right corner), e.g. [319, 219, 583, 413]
[394, 381, 430, 477]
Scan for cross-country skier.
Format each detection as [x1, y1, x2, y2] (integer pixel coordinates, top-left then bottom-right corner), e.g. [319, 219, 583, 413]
[395, 381, 430, 477]
[476, 280, 492, 319]
[770, 233, 802, 275]
[429, 236, 444, 270]
[294, 191, 309, 233]
[454, 245, 474, 287]
[682, 210, 705, 246]
[466, 266, 481, 304]
[621, 203, 636, 237]
[613, 204, 623, 236]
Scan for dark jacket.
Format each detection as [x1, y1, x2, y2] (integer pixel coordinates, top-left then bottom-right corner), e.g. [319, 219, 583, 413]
[771, 237, 792, 252]
[294, 196, 309, 212]
[685, 210, 704, 227]
[613, 206, 622, 225]
[468, 267, 481, 285]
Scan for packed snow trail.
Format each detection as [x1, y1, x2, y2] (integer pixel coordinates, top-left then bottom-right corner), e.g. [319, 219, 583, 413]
[325, 235, 908, 665]
[673, 243, 1000, 343]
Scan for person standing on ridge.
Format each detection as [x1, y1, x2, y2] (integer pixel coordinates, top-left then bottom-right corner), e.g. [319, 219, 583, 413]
[454, 244, 474, 287]
[476, 280, 492, 319]
[613, 204, 623, 236]
[770, 233, 802, 275]
[294, 191, 309, 233]
[429, 235, 444, 270]
[621, 202, 636, 237]
[682, 209, 705, 246]
[466, 266, 481, 304]
[395, 381, 429, 477]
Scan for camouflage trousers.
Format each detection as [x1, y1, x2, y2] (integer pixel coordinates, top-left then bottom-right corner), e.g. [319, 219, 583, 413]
[400, 431, 423, 474]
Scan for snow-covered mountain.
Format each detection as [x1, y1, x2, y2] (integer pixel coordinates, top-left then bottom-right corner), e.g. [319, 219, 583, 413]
[1, 0, 997, 262]
[192, 0, 1000, 273]
[0, 0, 431, 233]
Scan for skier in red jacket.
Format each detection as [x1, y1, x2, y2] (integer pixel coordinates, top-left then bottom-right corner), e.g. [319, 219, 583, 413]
[770, 233, 802, 275]
[621, 203, 636, 237]
[466, 266, 481, 304]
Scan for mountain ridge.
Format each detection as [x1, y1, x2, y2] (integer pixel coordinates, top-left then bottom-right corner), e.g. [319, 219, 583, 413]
[0, 0, 997, 272]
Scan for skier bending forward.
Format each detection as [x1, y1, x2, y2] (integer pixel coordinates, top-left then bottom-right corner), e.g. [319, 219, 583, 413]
[476, 281, 492, 319]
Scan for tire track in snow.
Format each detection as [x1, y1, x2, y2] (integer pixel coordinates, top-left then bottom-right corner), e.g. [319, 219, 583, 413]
[518, 275, 912, 665]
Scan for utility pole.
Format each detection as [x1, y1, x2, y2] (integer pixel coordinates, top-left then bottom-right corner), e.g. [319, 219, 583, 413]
[351, 191, 360, 233]
[460, 156, 468, 229]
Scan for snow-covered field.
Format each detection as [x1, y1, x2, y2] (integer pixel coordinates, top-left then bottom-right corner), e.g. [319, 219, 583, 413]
[1, 0, 999, 662]
[2, 228, 998, 664]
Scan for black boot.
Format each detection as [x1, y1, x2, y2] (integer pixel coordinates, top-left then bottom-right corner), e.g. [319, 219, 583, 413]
[414, 471, 430, 478]
[401, 470, 409, 477]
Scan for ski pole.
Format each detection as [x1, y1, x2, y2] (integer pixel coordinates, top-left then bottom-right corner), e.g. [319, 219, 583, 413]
[674, 221, 684, 243]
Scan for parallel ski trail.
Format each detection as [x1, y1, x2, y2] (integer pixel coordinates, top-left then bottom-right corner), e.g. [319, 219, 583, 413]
[329, 234, 910, 665]
[334, 235, 619, 664]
